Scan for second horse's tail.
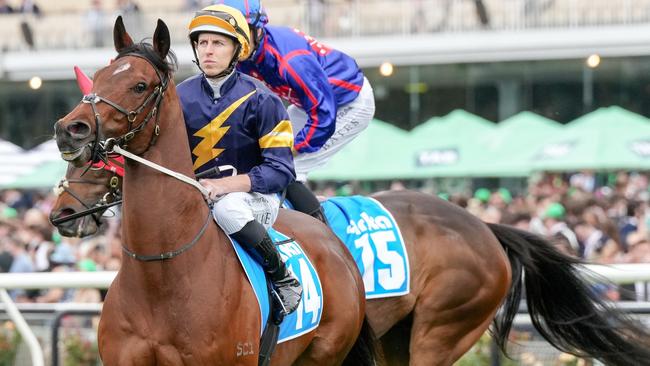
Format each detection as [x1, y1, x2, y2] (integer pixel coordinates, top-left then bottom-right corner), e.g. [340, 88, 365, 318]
[487, 222, 650, 366]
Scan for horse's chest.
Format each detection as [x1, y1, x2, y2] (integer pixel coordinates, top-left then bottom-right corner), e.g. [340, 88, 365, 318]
[101, 296, 259, 364]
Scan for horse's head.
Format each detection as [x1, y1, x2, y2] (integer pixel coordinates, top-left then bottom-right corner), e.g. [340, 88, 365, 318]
[54, 16, 174, 166]
[49, 157, 124, 237]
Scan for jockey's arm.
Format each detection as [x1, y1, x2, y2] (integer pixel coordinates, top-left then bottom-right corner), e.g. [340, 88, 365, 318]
[283, 55, 337, 154]
[199, 174, 251, 200]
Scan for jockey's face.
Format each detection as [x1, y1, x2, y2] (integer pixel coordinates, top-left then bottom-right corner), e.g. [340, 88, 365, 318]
[195, 32, 236, 77]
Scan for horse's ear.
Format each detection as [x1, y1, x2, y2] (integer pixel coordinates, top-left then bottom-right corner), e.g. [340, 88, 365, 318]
[113, 16, 134, 53]
[153, 19, 170, 60]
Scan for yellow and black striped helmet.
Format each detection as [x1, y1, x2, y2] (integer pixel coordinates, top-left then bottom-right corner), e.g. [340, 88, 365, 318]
[188, 4, 252, 61]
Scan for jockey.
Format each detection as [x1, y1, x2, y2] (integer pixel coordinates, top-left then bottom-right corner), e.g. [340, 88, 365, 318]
[218, 0, 376, 223]
[179, 4, 302, 314]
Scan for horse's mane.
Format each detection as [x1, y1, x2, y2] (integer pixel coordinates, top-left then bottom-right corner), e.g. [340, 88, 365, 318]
[116, 40, 178, 76]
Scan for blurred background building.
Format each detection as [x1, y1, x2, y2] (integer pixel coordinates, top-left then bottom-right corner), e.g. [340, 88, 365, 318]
[3, 0, 650, 148]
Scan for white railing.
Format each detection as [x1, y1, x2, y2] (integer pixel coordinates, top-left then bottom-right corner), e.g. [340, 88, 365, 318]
[0, 264, 649, 364]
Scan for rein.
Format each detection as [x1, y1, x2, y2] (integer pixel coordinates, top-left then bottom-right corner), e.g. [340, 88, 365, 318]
[107, 143, 210, 198]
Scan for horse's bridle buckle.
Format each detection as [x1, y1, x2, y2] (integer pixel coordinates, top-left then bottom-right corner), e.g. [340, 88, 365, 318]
[109, 176, 119, 188]
[102, 138, 117, 153]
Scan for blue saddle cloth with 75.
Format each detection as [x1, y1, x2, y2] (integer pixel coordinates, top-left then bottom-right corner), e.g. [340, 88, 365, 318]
[321, 195, 410, 299]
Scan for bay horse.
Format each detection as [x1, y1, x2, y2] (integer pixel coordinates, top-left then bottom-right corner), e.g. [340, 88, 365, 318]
[53, 17, 376, 365]
[51, 19, 650, 366]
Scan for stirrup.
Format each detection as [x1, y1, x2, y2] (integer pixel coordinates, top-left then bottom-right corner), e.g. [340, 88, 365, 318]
[271, 288, 289, 317]
[273, 275, 302, 315]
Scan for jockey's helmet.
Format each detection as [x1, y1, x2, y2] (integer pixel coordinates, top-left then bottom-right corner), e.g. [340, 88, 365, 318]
[217, 0, 268, 29]
[188, 4, 252, 61]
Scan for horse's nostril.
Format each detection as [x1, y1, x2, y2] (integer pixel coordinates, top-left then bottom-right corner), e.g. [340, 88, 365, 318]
[56, 208, 76, 219]
[66, 121, 91, 138]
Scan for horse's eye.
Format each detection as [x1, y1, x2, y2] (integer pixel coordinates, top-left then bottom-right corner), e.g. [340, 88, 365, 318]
[133, 82, 147, 94]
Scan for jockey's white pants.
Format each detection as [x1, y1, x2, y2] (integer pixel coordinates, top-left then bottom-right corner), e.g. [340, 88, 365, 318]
[288, 76, 375, 182]
[211, 191, 280, 235]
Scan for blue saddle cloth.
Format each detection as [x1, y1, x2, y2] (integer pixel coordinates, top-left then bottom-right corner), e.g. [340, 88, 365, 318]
[321, 196, 410, 299]
[230, 229, 323, 343]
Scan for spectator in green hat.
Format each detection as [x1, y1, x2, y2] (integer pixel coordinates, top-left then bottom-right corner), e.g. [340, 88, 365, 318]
[544, 202, 566, 220]
[497, 188, 512, 204]
[474, 188, 490, 203]
[488, 188, 512, 210]
[542, 202, 579, 256]
[78, 258, 97, 272]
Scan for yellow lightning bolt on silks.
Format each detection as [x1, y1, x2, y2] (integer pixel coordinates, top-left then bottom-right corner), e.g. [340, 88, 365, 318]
[192, 90, 256, 171]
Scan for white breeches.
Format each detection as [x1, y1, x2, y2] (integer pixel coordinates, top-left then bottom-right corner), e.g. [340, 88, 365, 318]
[211, 191, 280, 235]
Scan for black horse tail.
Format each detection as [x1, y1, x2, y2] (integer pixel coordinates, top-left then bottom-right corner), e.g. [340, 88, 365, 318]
[342, 316, 380, 366]
[487, 222, 650, 366]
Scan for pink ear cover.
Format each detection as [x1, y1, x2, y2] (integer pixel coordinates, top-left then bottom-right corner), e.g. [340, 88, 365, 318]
[74, 66, 93, 94]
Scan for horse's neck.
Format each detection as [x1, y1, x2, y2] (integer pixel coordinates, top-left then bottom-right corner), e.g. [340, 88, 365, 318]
[121, 88, 215, 261]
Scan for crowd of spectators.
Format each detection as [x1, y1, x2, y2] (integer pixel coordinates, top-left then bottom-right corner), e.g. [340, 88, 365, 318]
[0, 189, 121, 304]
[1, 170, 650, 304]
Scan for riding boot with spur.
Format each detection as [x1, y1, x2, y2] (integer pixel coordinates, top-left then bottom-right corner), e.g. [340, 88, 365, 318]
[231, 220, 303, 315]
[255, 234, 303, 314]
[285, 181, 329, 225]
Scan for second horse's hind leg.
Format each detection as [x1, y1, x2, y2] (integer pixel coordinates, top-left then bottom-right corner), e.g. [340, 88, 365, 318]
[407, 271, 507, 366]
[408, 310, 495, 366]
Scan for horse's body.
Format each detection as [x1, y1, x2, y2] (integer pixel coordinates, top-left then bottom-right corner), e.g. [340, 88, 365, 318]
[52, 18, 375, 366]
[368, 191, 510, 364]
[51, 17, 650, 366]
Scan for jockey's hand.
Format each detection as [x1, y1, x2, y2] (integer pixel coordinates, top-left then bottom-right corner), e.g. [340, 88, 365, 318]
[199, 179, 227, 201]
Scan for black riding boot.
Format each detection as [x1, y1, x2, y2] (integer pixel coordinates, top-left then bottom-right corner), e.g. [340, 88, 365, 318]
[286, 181, 328, 225]
[232, 220, 303, 314]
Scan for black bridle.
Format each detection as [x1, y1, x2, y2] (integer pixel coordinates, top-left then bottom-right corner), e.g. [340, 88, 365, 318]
[50, 162, 123, 226]
[81, 52, 169, 162]
[75, 51, 212, 262]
